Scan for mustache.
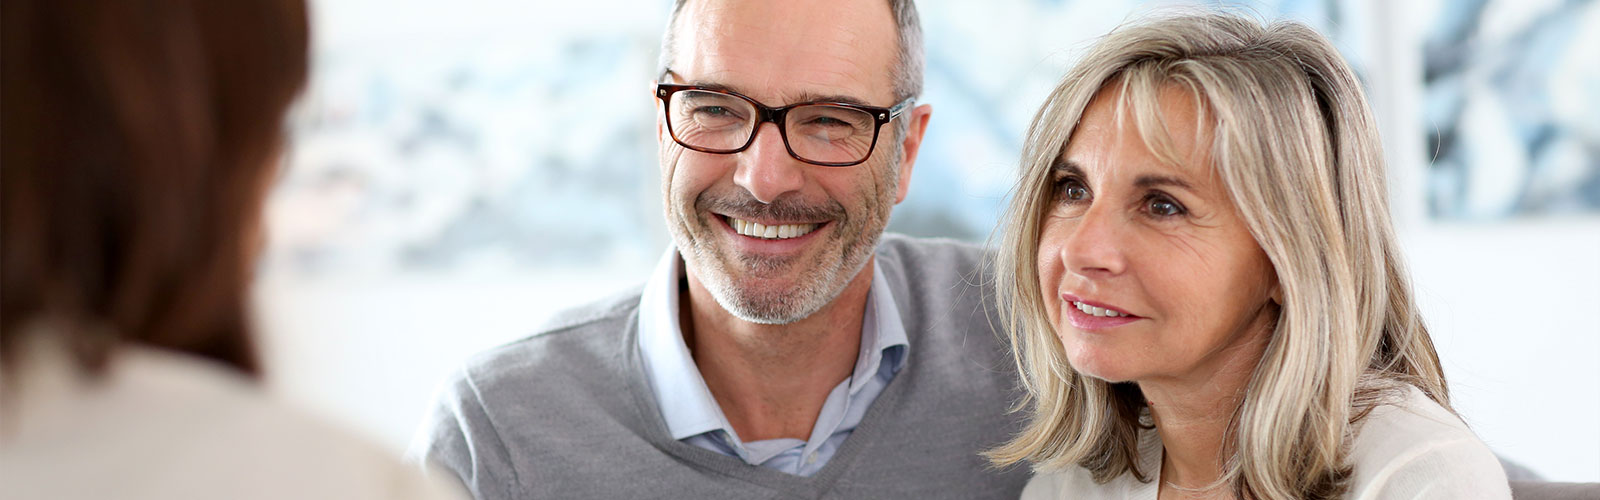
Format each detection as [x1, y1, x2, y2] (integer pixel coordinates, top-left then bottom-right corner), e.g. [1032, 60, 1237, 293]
[696, 189, 846, 222]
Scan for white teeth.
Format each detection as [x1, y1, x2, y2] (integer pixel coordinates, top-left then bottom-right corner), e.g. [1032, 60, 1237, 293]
[728, 217, 821, 240]
[1074, 301, 1126, 318]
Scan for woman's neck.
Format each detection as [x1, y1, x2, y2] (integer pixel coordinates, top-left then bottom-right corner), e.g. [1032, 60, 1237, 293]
[1139, 328, 1273, 499]
[1145, 381, 1242, 496]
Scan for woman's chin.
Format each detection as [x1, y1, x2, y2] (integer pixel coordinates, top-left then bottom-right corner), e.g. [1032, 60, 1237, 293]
[1065, 351, 1139, 383]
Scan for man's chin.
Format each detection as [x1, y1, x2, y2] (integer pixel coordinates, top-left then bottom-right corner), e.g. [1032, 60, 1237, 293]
[681, 228, 865, 324]
[727, 274, 808, 296]
[695, 268, 832, 324]
[715, 287, 824, 325]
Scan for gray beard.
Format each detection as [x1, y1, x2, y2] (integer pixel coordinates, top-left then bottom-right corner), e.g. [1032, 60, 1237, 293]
[664, 140, 901, 325]
[690, 228, 880, 325]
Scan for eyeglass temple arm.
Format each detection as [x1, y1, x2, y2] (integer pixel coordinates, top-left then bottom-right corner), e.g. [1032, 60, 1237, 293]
[887, 97, 916, 118]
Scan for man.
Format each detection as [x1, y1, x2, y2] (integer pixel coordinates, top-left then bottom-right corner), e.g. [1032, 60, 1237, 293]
[411, 1, 1028, 498]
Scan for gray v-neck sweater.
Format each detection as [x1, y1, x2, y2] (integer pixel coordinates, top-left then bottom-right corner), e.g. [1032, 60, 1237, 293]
[412, 235, 1031, 499]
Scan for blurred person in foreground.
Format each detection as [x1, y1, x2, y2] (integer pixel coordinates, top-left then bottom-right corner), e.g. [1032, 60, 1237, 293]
[0, 1, 465, 498]
[987, 13, 1512, 500]
[410, 0, 1029, 498]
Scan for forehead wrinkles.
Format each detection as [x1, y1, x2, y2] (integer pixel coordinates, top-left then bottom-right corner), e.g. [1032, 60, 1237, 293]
[675, 0, 898, 104]
[1066, 79, 1217, 187]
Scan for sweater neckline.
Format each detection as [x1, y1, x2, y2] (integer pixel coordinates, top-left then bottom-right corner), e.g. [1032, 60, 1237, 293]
[617, 306, 916, 495]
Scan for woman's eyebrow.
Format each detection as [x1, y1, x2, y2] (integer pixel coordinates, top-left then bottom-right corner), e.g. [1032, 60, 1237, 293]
[1133, 174, 1193, 190]
[1051, 159, 1086, 177]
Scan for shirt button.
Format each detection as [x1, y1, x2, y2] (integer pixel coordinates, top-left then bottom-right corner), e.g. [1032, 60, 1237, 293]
[806, 453, 818, 464]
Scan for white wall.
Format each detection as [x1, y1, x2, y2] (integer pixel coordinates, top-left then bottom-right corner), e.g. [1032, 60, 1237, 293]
[253, 268, 652, 454]
[1402, 221, 1600, 482]
[1367, 0, 1600, 480]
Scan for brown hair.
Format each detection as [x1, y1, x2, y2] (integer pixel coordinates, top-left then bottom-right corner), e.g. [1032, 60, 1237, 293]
[2, 0, 310, 376]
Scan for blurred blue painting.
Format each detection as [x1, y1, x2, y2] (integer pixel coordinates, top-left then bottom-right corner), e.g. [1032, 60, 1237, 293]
[273, 0, 1595, 278]
[1423, 0, 1599, 219]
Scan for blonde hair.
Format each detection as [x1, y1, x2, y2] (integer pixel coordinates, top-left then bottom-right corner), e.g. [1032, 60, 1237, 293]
[987, 13, 1448, 499]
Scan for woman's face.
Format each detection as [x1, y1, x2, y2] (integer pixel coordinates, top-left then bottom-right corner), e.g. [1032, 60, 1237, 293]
[1036, 84, 1279, 385]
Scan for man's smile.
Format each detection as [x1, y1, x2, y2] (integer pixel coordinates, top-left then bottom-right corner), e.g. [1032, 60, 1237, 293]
[722, 215, 823, 240]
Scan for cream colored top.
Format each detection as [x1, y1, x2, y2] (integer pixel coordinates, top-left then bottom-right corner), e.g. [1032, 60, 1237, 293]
[1020, 385, 1513, 500]
[0, 340, 467, 500]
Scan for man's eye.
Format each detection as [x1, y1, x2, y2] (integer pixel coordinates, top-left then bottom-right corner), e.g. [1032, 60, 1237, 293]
[688, 106, 745, 128]
[805, 116, 849, 127]
[695, 106, 734, 117]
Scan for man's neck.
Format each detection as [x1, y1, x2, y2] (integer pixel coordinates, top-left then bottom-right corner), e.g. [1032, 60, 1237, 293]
[680, 259, 876, 442]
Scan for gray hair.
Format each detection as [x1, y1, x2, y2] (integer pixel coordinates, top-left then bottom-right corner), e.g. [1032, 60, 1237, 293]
[657, 0, 924, 103]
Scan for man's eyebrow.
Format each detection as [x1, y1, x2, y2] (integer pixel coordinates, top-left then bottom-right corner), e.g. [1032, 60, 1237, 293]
[659, 69, 871, 107]
[662, 70, 740, 93]
[792, 91, 870, 107]
[684, 80, 739, 93]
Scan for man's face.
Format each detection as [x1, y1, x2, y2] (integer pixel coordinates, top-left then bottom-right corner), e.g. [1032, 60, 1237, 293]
[658, 0, 923, 324]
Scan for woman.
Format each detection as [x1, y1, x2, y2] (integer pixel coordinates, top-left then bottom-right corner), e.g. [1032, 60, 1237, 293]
[987, 13, 1511, 500]
[0, 1, 462, 498]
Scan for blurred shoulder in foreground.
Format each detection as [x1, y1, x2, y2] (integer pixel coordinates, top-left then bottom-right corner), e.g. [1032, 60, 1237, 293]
[1, 331, 467, 500]
[1, 1, 467, 498]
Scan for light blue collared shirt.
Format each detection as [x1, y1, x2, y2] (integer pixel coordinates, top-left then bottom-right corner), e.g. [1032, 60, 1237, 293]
[635, 247, 909, 477]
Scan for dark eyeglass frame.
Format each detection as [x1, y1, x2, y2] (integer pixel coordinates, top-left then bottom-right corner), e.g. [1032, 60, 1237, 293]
[655, 83, 915, 167]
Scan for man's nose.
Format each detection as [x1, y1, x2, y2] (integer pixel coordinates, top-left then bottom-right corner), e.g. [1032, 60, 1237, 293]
[733, 122, 806, 204]
[1059, 204, 1128, 279]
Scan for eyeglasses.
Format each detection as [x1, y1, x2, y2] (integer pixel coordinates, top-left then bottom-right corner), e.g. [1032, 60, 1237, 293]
[655, 83, 914, 167]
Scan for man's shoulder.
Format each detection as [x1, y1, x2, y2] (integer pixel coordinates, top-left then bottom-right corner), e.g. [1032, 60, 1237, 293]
[454, 285, 643, 388]
[876, 233, 988, 269]
[875, 233, 990, 293]
[876, 232, 991, 294]
[531, 284, 645, 337]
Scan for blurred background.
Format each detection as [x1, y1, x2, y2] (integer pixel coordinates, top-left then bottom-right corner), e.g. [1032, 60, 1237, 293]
[253, 0, 1600, 481]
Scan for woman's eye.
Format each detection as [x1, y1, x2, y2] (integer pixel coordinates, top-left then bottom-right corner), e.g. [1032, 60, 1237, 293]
[1146, 196, 1185, 216]
[1057, 179, 1090, 202]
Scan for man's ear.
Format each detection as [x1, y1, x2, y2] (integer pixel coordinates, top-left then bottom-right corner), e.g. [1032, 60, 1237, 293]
[655, 96, 666, 139]
[893, 103, 932, 204]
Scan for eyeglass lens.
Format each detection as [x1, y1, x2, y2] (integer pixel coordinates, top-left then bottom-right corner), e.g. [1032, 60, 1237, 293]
[669, 89, 878, 165]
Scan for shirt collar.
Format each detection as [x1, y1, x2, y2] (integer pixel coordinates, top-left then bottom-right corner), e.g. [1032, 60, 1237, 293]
[636, 247, 724, 440]
[854, 257, 908, 393]
[635, 246, 910, 442]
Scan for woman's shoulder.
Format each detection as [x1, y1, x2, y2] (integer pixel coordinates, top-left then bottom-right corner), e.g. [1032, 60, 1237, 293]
[1021, 429, 1161, 500]
[1344, 384, 1512, 499]
[1, 344, 466, 500]
[1023, 466, 1114, 500]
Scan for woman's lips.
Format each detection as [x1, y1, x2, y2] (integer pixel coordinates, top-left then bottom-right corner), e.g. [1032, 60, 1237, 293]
[1061, 293, 1142, 331]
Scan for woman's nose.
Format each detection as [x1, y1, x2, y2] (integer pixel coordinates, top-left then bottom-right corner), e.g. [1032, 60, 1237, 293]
[1059, 204, 1128, 278]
